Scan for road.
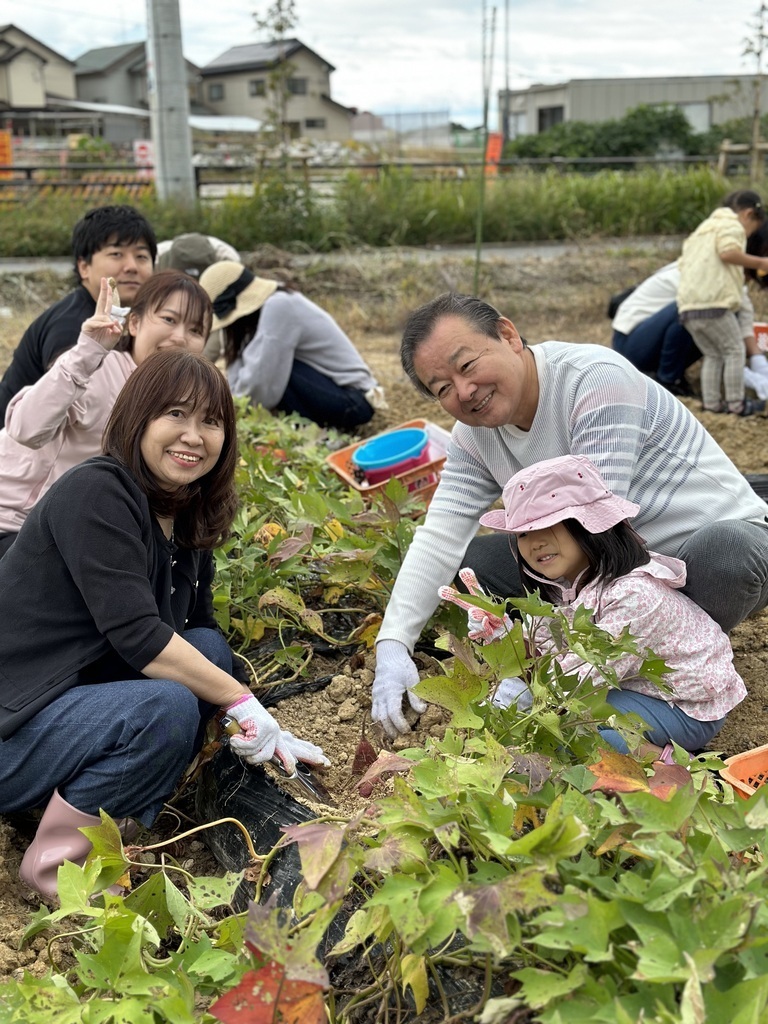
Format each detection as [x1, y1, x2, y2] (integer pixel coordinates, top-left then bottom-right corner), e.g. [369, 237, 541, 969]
[0, 235, 683, 276]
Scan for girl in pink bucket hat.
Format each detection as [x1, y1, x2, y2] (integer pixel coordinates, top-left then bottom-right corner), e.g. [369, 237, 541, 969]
[444, 453, 746, 760]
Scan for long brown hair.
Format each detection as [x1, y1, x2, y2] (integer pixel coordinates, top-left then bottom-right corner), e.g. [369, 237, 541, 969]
[115, 270, 213, 353]
[102, 350, 238, 549]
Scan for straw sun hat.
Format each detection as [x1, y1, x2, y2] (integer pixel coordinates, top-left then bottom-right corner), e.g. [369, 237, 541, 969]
[199, 261, 279, 331]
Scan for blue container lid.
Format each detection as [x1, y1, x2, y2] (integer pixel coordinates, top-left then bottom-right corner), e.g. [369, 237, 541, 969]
[352, 427, 429, 470]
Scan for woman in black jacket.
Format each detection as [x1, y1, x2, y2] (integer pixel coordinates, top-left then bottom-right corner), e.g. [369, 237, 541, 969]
[0, 348, 327, 901]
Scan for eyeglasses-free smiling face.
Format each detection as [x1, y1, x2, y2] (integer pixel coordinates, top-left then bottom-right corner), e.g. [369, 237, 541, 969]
[412, 314, 540, 430]
[128, 290, 208, 365]
[516, 523, 590, 583]
[77, 235, 154, 303]
[140, 401, 225, 491]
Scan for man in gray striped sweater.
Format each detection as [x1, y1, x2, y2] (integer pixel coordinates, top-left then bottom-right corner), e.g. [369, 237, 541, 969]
[371, 292, 768, 739]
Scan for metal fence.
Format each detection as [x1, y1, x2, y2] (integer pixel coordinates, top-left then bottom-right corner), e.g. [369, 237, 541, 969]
[0, 152, 728, 203]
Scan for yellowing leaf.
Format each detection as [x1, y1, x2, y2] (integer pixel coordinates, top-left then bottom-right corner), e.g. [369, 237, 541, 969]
[324, 518, 344, 541]
[255, 522, 286, 546]
[513, 803, 540, 834]
[401, 953, 429, 1014]
[588, 747, 650, 795]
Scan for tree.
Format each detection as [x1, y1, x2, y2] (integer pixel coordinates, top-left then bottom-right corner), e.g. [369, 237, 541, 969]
[743, 2, 768, 181]
[253, 0, 299, 154]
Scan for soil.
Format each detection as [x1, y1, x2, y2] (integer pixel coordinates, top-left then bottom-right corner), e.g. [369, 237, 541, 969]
[1, 240, 768, 987]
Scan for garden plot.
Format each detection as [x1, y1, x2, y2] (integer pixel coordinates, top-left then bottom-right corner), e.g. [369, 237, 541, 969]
[1, 243, 768, 1009]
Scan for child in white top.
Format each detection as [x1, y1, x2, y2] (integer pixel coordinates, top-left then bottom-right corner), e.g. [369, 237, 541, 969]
[444, 454, 746, 757]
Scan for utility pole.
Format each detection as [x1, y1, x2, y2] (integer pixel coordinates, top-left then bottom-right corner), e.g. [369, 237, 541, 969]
[502, 0, 510, 143]
[473, 1, 497, 296]
[146, 0, 196, 202]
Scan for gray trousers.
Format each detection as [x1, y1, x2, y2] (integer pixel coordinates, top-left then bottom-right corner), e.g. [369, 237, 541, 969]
[685, 314, 745, 409]
[464, 517, 768, 634]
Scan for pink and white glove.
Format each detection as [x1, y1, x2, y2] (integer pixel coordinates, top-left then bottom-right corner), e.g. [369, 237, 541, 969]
[225, 694, 282, 766]
[439, 567, 513, 644]
[225, 695, 329, 774]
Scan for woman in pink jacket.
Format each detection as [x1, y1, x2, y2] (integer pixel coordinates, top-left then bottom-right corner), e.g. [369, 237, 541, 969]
[0, 271, 211, 557]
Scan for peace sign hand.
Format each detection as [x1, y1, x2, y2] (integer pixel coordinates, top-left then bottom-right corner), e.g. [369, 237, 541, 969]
[80, 276, 127, 351]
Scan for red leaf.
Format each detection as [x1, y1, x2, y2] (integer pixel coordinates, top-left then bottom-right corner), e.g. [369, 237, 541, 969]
[648, 761, 693, 798]
[210, 960, 325, 1024]
[351, 737, 378, 777]
[355, 750, 414, 796]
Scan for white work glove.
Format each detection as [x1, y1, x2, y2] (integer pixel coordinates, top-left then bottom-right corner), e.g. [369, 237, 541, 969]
[372, 639, 428, 739]
[744, 366, 768, 400]
[274, 731, 330, 775]
[492, 676, 533, 711]
[225, 694, 282, 766]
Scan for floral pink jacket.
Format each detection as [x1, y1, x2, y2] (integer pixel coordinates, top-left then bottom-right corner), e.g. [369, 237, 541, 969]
[527, 553, 746, 721]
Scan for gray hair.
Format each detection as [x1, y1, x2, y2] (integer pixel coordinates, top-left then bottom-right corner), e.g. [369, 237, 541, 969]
[400, 292, 506, 398]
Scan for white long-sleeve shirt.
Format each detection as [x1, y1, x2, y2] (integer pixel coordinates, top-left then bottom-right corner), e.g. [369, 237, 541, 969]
[226, 290, 379, 409]
[377, 342, 768, 652]
[612, 260, 755, 338]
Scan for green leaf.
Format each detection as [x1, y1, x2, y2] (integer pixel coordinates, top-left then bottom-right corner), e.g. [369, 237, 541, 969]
[513, 963, 590, 1010]
[620, 784, 700, 833]
[411, 663, 484, 728]
[186, 871, 244, 910]
[703, 974, 768, 1023]
[534, 892, 626, 962]
[0, 974, 82, 1024]
[502, 797, 590, 862]
[123, 870, 178, 938]
[330, 904, 391, 956]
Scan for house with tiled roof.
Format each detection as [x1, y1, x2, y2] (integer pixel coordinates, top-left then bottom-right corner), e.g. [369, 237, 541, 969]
[200, 38, 354, 141]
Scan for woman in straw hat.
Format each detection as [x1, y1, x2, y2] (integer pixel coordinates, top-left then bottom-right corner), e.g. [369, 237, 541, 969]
[199, 261, 386, 429]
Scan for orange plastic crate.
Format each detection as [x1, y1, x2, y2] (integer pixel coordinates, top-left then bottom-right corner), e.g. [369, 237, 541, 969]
[719, 743, 768, 799]
[326, 418, 450, 508]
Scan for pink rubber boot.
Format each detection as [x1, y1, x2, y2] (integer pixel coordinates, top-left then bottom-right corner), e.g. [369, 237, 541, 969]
[19, 789, 105, 900]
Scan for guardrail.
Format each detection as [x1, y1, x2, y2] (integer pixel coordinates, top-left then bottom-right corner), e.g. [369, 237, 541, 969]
[0, 153, 723, 202]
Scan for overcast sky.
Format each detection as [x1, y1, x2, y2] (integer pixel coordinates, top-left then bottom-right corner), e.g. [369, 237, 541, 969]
[6, 0, 767, 125]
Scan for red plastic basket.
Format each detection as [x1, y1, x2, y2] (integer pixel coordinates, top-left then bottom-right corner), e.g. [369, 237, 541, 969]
[326, 418, 450, 509]
[719, 743, 768, 799]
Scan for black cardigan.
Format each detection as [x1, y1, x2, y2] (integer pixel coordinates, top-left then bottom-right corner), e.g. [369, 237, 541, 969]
[0, 456, 216, 739]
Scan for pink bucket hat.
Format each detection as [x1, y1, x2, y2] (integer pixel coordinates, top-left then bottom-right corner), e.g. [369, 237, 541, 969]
[479, 454, 640, 535]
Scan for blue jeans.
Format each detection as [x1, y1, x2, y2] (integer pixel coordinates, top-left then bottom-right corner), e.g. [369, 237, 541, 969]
[600, 688, 726, 754]
[276, 359, 374, 430]
[0, 628, 231, 825]
[612, 302, 701, 383]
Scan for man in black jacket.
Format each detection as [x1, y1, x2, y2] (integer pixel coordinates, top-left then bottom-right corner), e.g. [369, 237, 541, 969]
[0, 204, 157, 422]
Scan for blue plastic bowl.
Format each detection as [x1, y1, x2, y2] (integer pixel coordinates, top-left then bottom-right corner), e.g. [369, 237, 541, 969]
[352, 428, 429, 472]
